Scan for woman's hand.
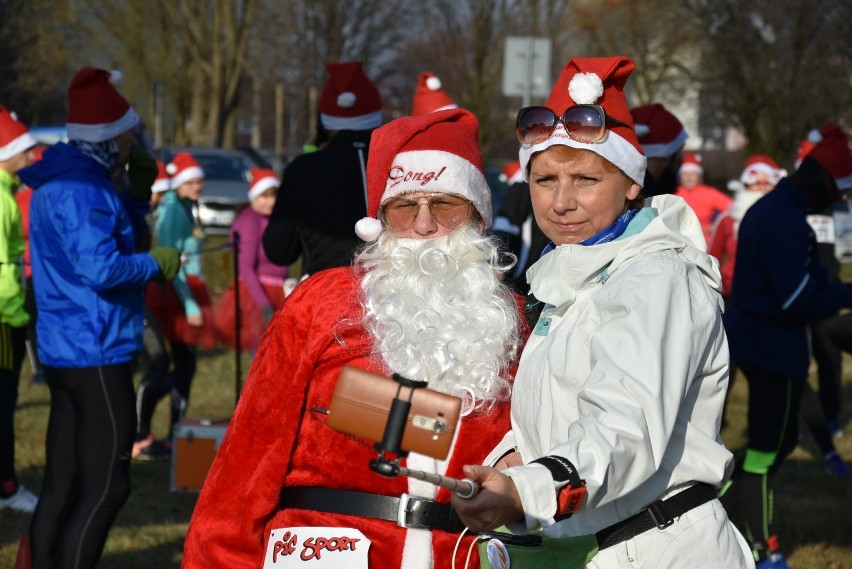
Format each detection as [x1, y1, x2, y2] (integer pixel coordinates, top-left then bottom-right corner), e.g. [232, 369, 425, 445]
[187, 314, 203, 327]
[451, 464, 524, 533]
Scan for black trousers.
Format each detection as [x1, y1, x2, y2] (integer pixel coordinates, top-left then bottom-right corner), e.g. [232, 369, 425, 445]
[726, 365, 803, 559]
[0, 323, 28, 489]
[29, 363, 136, 569]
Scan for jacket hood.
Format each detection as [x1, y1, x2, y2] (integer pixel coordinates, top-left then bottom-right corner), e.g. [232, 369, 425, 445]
[17, 142, 108, 190]
[528, 194, 722, 307]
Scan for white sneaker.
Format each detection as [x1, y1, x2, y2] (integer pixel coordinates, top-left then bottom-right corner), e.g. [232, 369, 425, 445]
[0, 485, 38, 513]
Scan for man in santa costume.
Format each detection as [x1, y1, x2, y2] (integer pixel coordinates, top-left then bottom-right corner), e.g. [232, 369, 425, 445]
[675, 151, 732, 246]
[184, 108, 526, 569]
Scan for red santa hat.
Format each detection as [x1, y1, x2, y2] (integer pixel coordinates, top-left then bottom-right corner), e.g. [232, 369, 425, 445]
[630, 103, 687, 162]
[319, 61, 383, 132]
[679, 151, 703, 175]
[248, 167, 280, 200]
[411, 72, 458, 116]
[0, 106, 37, 162]
[151, 160, 170, 194]
[499, 160, 524, 186]
[800, 123, 852, 190]
[739, 154, 786, 186]
[518, 56, 646, 186]
[166, 152, 204, 189]
[354, 108, 491, 241]
[66, 67, 140, 143]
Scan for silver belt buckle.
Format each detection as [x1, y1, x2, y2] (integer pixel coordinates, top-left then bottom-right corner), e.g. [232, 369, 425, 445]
[397, 493, 412, 528]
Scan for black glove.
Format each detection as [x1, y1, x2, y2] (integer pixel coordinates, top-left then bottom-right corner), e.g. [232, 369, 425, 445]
[262, 305, 275, 324]
[127, 146, 158, 202]
[149, 247, 181, 280]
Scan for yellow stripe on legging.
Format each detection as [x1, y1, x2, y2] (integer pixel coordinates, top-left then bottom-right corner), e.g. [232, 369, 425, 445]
[0, 323, 11, 371]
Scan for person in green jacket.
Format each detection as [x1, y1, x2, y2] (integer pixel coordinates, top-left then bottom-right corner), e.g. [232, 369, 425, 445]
[0, 105, 38, 514]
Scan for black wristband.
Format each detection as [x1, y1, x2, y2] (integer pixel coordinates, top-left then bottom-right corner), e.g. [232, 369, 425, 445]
[531, 455, 582, 489]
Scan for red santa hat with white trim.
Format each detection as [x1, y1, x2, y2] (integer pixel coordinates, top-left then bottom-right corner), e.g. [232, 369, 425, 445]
[411, 72, 458, 116]
[739, 154, 786, 186]
[66, 67, 140, 143]
[151, 160, 170, 193]
[166, 152, 204, 189]
[354, 108, 491, 242]
[248, 167, 280, 200]
[0, 106, 37, 162]
[798, 123, 852, 190]
[319, 61, 383, 132]
[518, 56, 646, 186]
[630, 103, 688, 161]
[499, 161, 524, 186]
[679, 152, 703, 175]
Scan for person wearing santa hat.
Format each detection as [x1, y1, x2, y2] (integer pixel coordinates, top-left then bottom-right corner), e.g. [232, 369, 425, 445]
[0, 106, 39, 515]
[183, 108, 527, 569]
[17, 67, 180, 569]
[630, 102, 688, 197]
[721, 124, 852, 568]
[262, 61, 384, 278]
[451, 56, 753, 569]
[146, 151, 217, 448]
[709, 154, 787, 300]
[213, 167, 288, 353]
[491, 160, 549, 295]
[411, 72, 459, 116]
[675, 151, 732, 246]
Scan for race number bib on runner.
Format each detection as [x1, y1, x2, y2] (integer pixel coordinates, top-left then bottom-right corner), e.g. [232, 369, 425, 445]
[263, 527, 370, 568]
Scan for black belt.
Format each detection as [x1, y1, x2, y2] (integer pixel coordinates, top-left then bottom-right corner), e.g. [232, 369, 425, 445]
[595, 483, 718, 549]
[279, 486, 466, 533]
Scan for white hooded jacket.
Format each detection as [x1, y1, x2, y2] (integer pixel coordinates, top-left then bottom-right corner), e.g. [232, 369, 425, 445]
[493, 194, 734, 538]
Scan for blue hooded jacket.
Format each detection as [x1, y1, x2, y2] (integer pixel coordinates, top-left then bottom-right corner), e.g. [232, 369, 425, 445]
[18, 143, 159, 367]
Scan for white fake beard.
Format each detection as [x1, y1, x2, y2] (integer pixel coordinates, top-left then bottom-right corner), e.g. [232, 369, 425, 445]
[730, 189, 765, 233]
[353, 226, 521, 414]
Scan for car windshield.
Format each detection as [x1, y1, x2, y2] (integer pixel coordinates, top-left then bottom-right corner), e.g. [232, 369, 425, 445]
[192, 154, 251, 182]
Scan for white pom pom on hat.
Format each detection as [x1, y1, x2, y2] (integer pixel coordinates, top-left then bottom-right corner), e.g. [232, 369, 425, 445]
[567, 72, 604, 105]
[108, 70, 124, 86]
[337, 92, 356, 108]
[426, 76, 442, 91]
[355, 217, 383, 241]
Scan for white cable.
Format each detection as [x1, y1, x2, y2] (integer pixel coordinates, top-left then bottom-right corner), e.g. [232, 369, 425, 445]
[451, 527, 470, 569]
[464, 532, 482, 569]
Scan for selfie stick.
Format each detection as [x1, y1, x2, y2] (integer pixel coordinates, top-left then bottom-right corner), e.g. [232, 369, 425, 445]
[397, 467, 479, 499]
[368, 373, 479, 499]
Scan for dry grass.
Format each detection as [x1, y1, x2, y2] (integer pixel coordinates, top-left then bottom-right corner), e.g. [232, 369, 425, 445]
[1, 242, 850, 567]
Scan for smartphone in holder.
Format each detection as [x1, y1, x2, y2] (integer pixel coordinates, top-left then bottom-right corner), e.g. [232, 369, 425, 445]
[327, 365, 462, 460]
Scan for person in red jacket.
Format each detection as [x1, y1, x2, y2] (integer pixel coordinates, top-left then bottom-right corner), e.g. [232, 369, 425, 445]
[675, 151, 732, 246]
[708, 154, 786, 298]
[183, 108, 527, 569]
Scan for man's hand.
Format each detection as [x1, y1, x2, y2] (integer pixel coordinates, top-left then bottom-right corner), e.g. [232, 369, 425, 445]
[127, 146, 157, 202]
[450, 464, 524, 533]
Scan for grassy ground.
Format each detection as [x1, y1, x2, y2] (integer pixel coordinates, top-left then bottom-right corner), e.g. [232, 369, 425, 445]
[1, 241, 851, 567]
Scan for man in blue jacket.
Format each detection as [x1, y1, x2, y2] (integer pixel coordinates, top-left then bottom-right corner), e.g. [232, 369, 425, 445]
[18, 67, 179, 569]
[723, 124, 852, 569]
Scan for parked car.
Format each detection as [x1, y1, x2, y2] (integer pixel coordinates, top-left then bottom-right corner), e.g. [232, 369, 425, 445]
[29, 125, 68, 145]
[159, 147, 272, 235]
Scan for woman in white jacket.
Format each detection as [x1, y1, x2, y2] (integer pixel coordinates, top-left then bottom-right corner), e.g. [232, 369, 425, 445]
[452, 56, 753, 569]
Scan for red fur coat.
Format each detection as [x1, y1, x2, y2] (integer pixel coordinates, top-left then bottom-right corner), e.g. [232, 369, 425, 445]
[183, 267, 520, 569]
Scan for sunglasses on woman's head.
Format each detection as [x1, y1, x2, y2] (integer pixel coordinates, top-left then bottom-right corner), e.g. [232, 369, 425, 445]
[515, 104, 633, 146]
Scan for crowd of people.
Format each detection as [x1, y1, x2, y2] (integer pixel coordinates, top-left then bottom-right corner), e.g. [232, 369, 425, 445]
[0, 50, 849, 569]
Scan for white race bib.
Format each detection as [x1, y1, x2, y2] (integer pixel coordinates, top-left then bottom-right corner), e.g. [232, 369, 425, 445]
[263, 527, 370, 568]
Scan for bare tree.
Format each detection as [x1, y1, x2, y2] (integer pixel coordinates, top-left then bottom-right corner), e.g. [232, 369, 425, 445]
[81, 0, 258, 147]
[687, 0, 852, 163]
[0, 0, 72, 125]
